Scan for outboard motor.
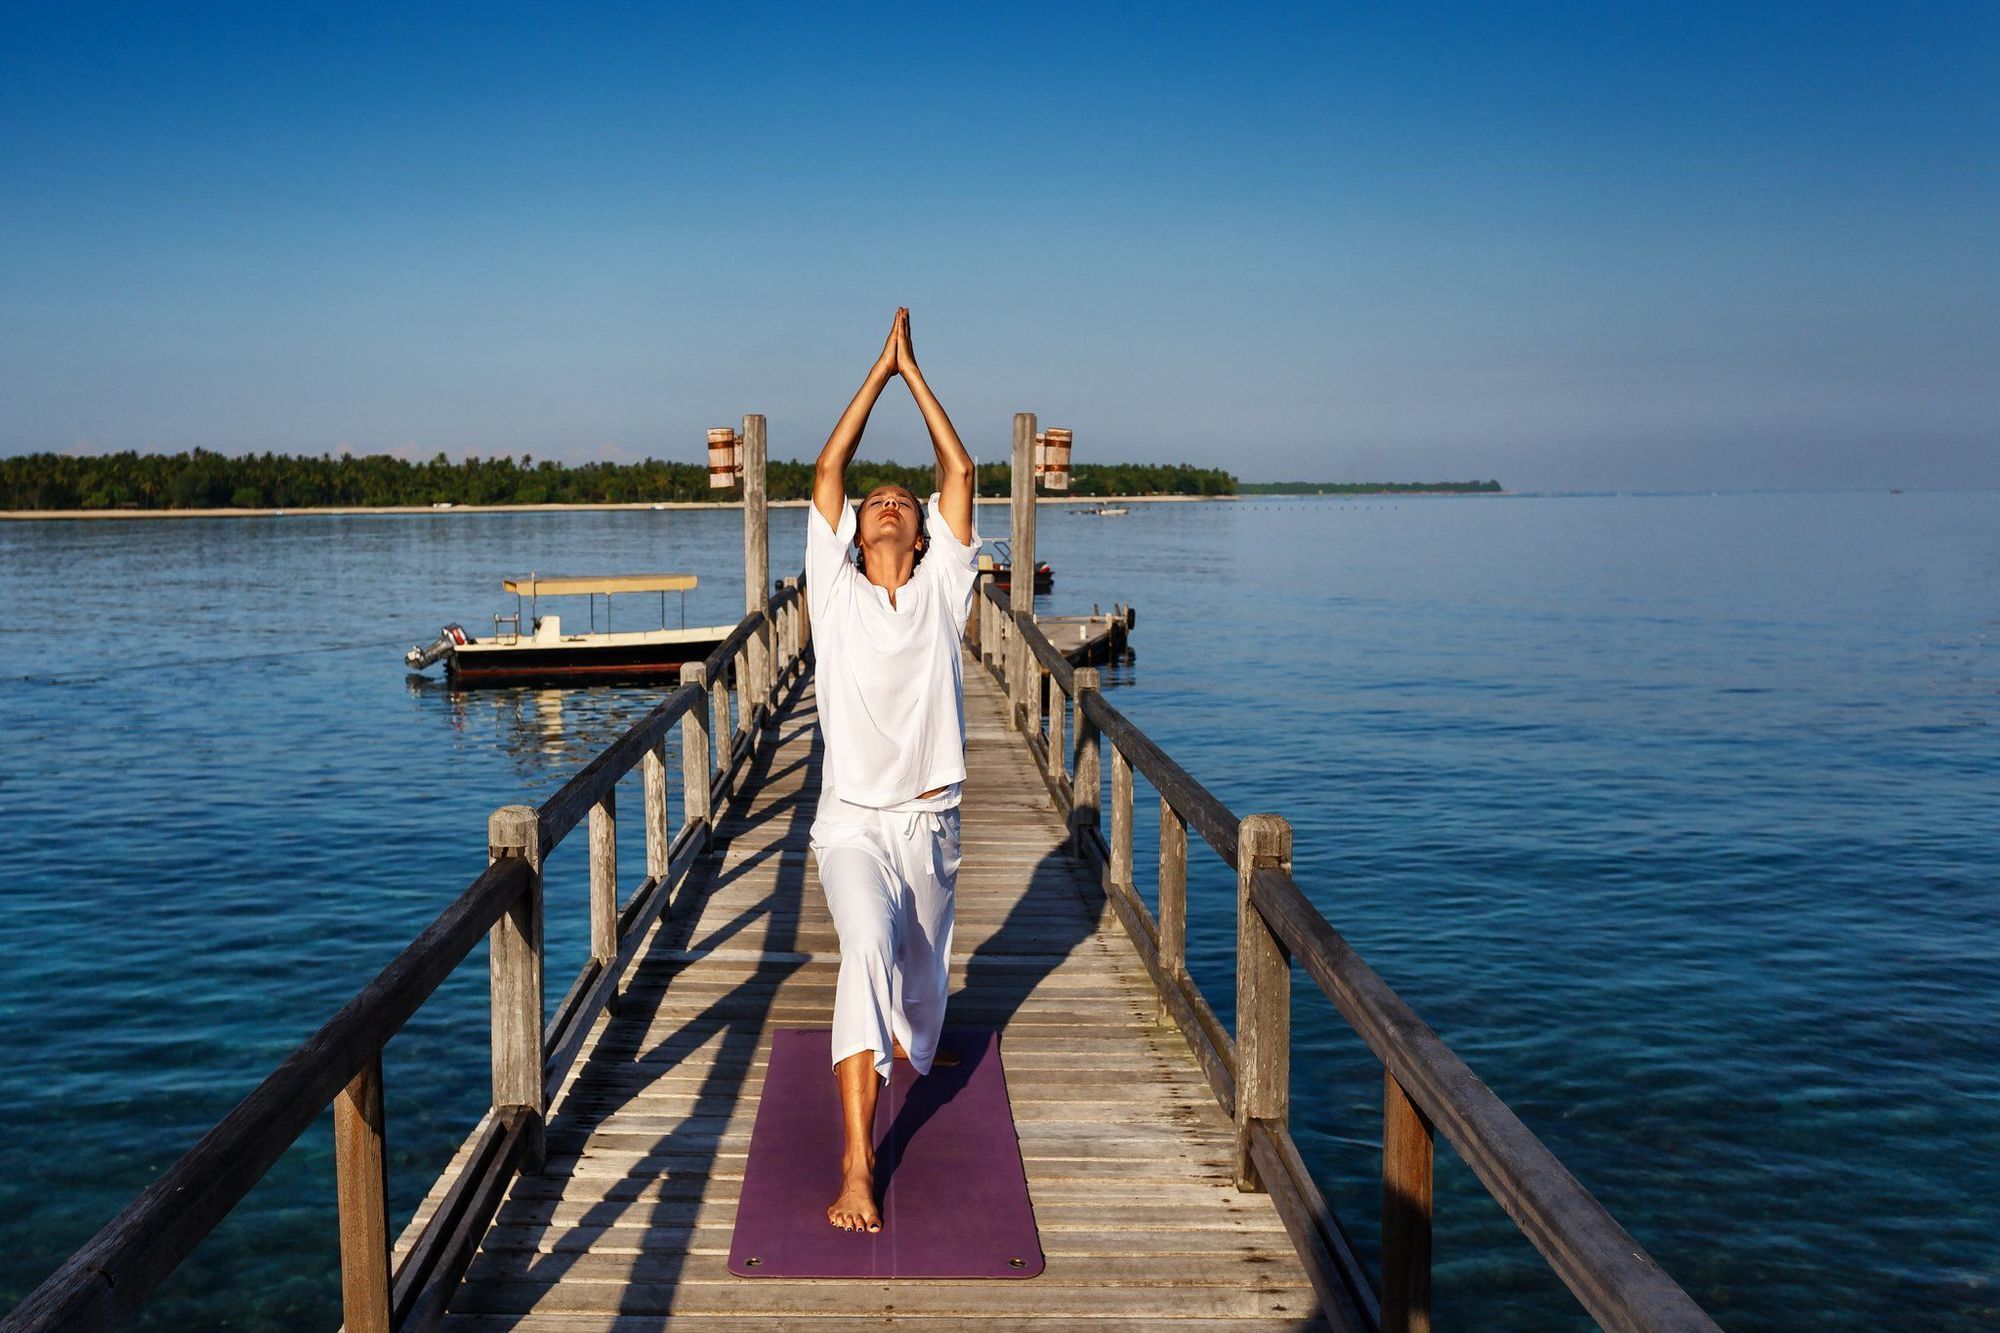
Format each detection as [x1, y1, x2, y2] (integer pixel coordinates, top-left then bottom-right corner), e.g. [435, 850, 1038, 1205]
[405, 624, 469, 671]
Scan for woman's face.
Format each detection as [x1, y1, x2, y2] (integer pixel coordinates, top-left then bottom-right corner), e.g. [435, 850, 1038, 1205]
[857, 485, 923, 557]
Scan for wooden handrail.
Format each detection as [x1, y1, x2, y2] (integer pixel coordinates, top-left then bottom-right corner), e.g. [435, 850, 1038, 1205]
[984, 593, 1717, 1332]
[2, 855, 532, 1330]
[5, 596, 815, 1333]
[1077, 688, 1239, 868]
[536, 682, 704, 853]
[1247, 865, 1718, 1332]
[984, 580, 1075, 693]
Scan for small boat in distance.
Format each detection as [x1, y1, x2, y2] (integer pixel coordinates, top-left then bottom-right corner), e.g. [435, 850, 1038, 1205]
[1074, 504, 1130, 516]
[978, 540, 1054, 593]
[405, 572, 735, 687]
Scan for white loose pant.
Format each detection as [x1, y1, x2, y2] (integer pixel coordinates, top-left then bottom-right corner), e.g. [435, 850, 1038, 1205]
[811, 803, 962, 1082]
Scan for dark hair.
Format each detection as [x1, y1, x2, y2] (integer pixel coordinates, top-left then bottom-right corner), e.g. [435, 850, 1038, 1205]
[853, 486, 927, 570]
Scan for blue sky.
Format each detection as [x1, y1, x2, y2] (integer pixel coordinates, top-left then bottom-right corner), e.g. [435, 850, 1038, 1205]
[2, 2, 1994, 489]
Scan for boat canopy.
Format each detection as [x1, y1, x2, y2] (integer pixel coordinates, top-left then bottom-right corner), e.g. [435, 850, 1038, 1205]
[503, 574, 699, 596]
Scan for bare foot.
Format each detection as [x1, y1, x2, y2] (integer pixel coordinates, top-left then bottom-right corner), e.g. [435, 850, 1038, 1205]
[892, 1039, 959, 1068]
[827, 1156, 880, 1232]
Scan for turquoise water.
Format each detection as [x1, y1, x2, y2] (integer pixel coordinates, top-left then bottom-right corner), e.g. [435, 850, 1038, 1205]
[2, 492, 1995, 1328]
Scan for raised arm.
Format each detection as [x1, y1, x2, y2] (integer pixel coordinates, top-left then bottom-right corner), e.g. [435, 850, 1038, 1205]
[813, 311, 903, 528]
[894, 311, 975, 545]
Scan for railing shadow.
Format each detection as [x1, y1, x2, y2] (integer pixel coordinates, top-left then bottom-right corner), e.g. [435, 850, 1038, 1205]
[875, 793, 1111, 1192]
[467, 667, 817, 1328]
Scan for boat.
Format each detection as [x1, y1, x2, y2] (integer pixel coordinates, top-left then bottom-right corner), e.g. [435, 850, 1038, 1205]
[404, 573, 736, 687]
[977, 540, 1053, 593]
[1074, 504, 1130, 516]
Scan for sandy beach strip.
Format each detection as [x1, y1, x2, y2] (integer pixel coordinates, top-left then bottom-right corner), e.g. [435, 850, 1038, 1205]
[0, 494, 1235, 521]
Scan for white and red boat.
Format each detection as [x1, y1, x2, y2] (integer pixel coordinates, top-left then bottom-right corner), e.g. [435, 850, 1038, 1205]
[405, 573, 735, 688]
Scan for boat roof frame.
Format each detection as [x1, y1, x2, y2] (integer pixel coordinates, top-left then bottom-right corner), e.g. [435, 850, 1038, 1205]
[502, 573, 699, 596]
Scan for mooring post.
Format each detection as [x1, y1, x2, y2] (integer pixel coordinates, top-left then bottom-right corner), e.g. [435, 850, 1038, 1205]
[1008, 411, 1037, 731]
[332, 1050, 390, 1333]
[680, 661, 713, 837]
[741, 413, 770, 721]
[1234, 813, 1292, 1191]
[486, 804, 545, 1172]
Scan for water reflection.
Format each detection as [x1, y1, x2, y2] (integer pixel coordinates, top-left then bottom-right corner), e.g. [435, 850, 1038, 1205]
[406, 673, 673, 777]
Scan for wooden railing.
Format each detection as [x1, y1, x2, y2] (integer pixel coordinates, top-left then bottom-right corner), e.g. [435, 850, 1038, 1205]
[976, 578, 1717, 1333]
[3, 579, 811, 1333]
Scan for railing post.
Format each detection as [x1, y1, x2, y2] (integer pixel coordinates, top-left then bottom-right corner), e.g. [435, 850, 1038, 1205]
[1047, 673, 1067, 789]
[1008, 411, 1037, 730]
[1037, 664, 1051, 745]
[681, 661, 713, 834]
[1070, 667, 1101, 854]
[333, 1050, 390, 1333]
[773, 594, 788, 683]
[777, 579, 800, 680]
[487, 804, 545, 1172]
[741, 412, 770, 721]
[1383, 1070, 1436, 1333]
[710, 662, 732, 795]
[642, 739, 669, 883]
[980, 585, 995, 670]
[731, 646, 749, 768]
[590, 787, 620, 1015]
[1110, 745, 1134, 889]
[1157, 797, 1188, 1027]
[789, 593, 802, 675]
[1233, 813, 1292, 1191]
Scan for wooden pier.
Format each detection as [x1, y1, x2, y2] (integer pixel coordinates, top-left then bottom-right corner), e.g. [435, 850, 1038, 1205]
[398, 655, 1322, 1328]
[4, 414, 1720, 1332]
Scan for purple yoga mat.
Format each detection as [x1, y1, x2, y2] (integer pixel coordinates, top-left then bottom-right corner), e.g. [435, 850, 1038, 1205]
[727, 1028, 1044, 1278]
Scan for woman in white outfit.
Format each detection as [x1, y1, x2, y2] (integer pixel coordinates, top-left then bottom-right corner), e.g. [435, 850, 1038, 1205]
[808, 308, 979, 1235]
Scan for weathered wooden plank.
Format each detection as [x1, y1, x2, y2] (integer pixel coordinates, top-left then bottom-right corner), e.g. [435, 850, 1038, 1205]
[463, 1250, 1314, 1289]
[474, 1223, 1294, 1257]
[448, 1280, 1320, 1320]
[488, 1195, 1294, 1233]
[443, 1317, 1326, 1332]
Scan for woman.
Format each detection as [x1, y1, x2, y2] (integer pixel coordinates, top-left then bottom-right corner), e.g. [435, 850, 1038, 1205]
[805, 307, 979, 1235]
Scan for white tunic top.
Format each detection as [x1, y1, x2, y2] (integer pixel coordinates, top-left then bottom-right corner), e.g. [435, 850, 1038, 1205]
[805, 492, 980, 826]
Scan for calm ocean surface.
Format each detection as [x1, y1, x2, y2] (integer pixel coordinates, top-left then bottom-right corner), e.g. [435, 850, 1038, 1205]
[2, 492, 1995, 1329]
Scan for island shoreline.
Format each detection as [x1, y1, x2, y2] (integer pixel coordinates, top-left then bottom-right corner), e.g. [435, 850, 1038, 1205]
[0, 494, 1251, 522]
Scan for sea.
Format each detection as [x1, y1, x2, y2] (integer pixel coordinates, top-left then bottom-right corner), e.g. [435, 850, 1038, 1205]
[1, 491, 1995, 1329]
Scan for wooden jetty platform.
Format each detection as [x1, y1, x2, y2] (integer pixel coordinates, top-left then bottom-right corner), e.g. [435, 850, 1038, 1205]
[4, 413, 1719, 1332]
[1035, 606, 1132, 667]
[396, 656, 1322, 1328]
